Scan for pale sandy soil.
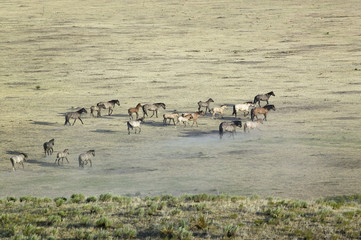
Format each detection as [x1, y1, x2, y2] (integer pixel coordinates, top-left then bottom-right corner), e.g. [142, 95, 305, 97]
[1, 0, 361, 200]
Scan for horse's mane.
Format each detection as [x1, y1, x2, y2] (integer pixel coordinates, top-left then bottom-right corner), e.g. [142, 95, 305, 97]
[264, 105, 275, 109]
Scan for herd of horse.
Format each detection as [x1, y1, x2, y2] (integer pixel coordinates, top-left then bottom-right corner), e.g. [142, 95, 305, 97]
[9, 91, 276, 171]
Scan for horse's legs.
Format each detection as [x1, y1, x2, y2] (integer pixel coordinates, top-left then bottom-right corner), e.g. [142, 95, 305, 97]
[150, 111, 155, 118]
[136, 112, 139, 120]
[65, 157, 69, 164]
[155, 110, 158, 118]
[78, 118, 84, 124]
[72, 119, 77, 125]
[21, 161, 24, 169]
[89, 160, 92, 167]
[138, 127, 141, 134]
[55, 158, 59, 165]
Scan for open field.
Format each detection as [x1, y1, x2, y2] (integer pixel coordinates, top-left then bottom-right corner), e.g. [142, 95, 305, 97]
[1, 0, 361, 200]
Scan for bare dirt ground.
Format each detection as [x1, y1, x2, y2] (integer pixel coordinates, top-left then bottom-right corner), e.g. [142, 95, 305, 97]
[1, 0, 361, 200]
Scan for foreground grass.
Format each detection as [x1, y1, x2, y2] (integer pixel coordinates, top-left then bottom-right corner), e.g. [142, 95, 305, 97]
[1, 194, 361, 239]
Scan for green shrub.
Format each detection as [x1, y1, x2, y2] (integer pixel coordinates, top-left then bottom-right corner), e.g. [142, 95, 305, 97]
[114, 225, 137, 239]
[99, 193, 113, 202]
[45, 215, 61, 226]
[223, 224, 238, 238]
[70, 194, 85, 204]
[90, 206, 104, 215]
[86, 196, 97, 203]
[95, 217, 112, 229]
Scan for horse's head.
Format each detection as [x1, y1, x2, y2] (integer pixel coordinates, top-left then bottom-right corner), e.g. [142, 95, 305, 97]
[88, 150, 95, 156]
[208, 98, 214, 103]
[268, 91, 275, 96]
[79, 108, 88, 114]
[21, 153, 28, 160]
[115, 100, 120, 106]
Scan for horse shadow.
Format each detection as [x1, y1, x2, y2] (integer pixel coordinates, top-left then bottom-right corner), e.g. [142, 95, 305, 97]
[180, 129, 219, 138]
[141, 120, 165, 127]
[27, 158, 65, 168]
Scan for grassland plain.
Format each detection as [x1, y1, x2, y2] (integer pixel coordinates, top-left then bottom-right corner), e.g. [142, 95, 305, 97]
[1, 0, 361, 201]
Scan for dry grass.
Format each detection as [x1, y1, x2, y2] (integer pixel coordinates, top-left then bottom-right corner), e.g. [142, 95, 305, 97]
[1, 194, 361, 239]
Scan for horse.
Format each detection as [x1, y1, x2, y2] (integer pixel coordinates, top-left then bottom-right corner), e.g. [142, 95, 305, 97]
[219, 120, 243, 139]
[10, 153, 28, 171]
[142, 103, 166, 118]
[128, 103, 142, 120]
[90, 105, 101, 117]
[64, 108, 88, 126]
[97, 99, 120, 116]
[183, 111, 204, 127]
[244, 119, 263, 133]
[232, 102, 255, 118]
[127, 117, 144, 134]
[163, 113, 179, 125]
[43, 138, 55, 156]
[78, 150, 95, 168]
[197, 98, 214, 114]
[55, 149, 69, 165]
[211, 105, 227, 119]
[253, 91, 275, 107]
[251, 105, 276, 121]
[177, 114, 193, 127]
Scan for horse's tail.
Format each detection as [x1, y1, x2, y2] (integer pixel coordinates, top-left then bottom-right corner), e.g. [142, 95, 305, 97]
[10, 157, 15, 171]
[219, 123, 224, 139]
[253, 96, 258, 104]
[251, 108, 255, 121]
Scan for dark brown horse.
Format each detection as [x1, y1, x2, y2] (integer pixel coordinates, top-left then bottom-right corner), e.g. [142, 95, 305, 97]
[251, 104, 276, 121]
[253, 91, 275, 107]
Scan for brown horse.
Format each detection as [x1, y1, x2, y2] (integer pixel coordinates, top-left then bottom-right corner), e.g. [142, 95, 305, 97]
[183, 110, 204, 127]
[251, 105, 276, 121]
[128, 103, 142, 120]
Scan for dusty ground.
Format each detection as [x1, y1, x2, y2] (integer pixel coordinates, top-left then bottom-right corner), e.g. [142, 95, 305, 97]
[1, 0, 360, 200]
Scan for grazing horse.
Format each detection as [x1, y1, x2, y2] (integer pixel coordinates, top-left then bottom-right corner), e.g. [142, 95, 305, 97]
[244, 119, 263, 133]
[251, 104, 276, 121]
[90, 105, 101, 117]
[97, 99, 120, 116]
[197, 98, 214, 114]
[127, 117, 144, 134]
[55, 149, 69, 165]
[219, 121, 242, 139]
[43, 138, 55, 156]
[178, 114, 193, 127]
[212, 105, 227, 119]
[128, 103, 142, 120]
[142, 103, 166, 118]
[232, 102, 255, 118]
[184, 111, 204, 127]
[10, 153, 28, 171]
[253, 91, 275, 107]
[64, 108, 88, 126]
[163, 113, 179, 125]
[79, 150, 95, 168]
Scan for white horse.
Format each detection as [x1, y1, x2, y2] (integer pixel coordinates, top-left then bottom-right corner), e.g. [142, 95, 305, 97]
[211, 105, 227, 119]
[55, 149, 70, 165]
[79, 150, 95, 167]
[10, 153, 28, 171]
[178, 114, 192, 127]
[232, 102, 255, 118]
[244, 119, 263, 133]
[127, 117, 144, 134]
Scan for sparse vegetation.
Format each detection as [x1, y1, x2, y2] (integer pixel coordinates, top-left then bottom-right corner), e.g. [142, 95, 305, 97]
[1, 194, 361, 239]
